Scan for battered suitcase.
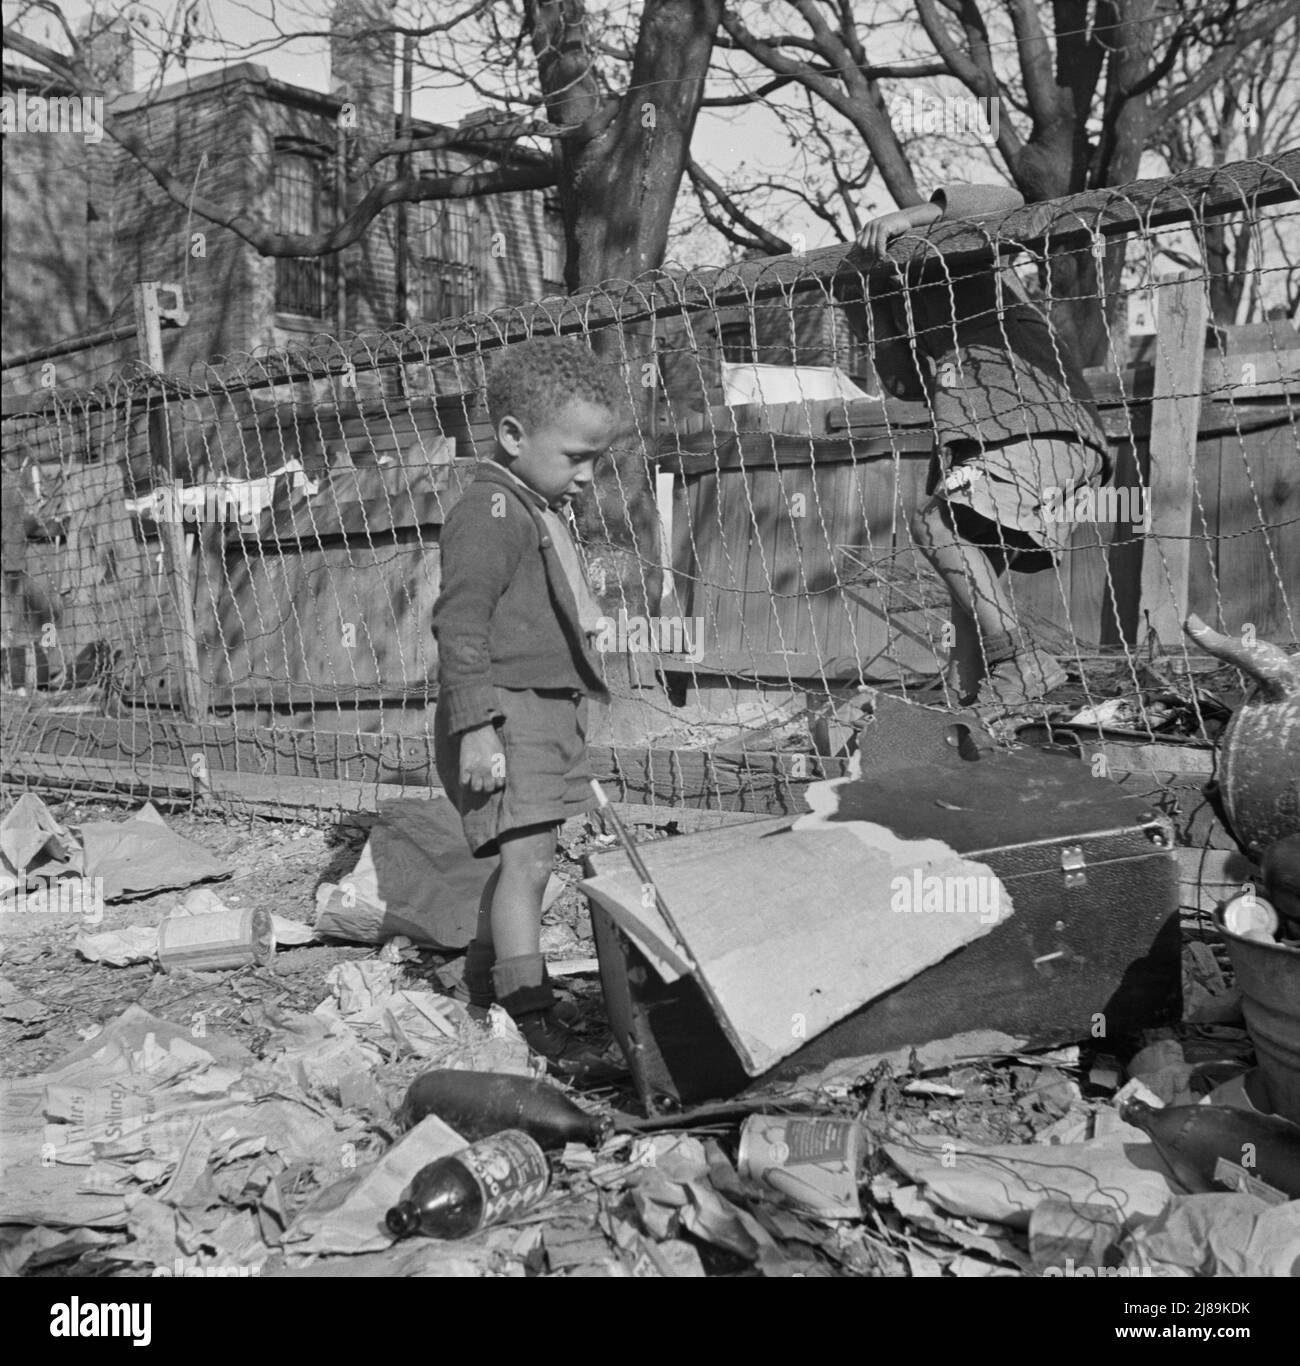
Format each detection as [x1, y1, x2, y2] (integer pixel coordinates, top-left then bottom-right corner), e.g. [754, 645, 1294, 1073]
[586, 711, 1181, 1111]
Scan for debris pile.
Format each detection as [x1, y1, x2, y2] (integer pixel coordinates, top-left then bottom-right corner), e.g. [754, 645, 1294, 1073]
[1, 794, 1296, 1278]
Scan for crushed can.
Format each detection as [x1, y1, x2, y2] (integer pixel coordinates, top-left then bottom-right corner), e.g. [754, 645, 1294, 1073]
[158, 903, 274, 972]
[737, 1114, 863, 1218]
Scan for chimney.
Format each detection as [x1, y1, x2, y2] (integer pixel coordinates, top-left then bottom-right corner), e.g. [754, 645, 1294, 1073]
[329, 0, 396, 156]
[329, 0, 398, 333]
[79, 15, 135, 99]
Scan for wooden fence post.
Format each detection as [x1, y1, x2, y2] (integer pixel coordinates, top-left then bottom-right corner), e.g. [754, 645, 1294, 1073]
[134, 282, 206, 722]
[1136, 270, 1209, 647]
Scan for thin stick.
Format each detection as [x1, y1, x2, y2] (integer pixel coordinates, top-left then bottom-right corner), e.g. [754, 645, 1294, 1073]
[589, 778, 687, 949]
[589, 778, 750, 1065]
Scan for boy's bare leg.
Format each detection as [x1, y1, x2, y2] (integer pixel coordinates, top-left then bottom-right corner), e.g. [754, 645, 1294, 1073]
[491, 824, 555, 959]
[461, 868, 501, 1010]
[473, 867, 500, 944]
[913, 499, 1066, 712]
[912, 500, 1023, 660]
[489, 822, 618, 1080]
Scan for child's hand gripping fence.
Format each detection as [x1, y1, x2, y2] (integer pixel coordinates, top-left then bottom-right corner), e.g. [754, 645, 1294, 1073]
[0, 151, 1296, 820]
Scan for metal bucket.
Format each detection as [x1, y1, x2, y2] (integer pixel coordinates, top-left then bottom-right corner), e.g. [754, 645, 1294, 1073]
[1215, 906, 1300, 1126]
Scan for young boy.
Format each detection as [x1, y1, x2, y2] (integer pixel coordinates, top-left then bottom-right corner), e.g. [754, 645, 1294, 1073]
[432, 336, 625, 1081]
[846, 185, 1111, 715]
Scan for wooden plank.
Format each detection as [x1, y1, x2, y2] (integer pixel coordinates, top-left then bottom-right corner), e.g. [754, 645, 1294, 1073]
[1139, 272, 1210, 646]
[1203, 349, 1300, 399]
[1101, 438, 1141, 647]
[1074, 738, 1216, 778]
[213, 525, 442, 694]
[4, 710, 846, 814]
[1185, 432, 1226, 632]
[1213, 422, 1300, 640]
[1065, 519, 1111, 651]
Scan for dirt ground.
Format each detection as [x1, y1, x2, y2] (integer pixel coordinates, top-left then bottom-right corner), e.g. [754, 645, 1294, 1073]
[0, 797, 632, 1083]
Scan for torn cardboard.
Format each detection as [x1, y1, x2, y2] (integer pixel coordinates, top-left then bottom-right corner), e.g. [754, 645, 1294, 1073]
[581, 812, 1012, 1076]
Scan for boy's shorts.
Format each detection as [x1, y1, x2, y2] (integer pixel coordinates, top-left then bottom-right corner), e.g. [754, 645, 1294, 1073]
[928, 435, 1104, 573]
[434, 686, 594, 858]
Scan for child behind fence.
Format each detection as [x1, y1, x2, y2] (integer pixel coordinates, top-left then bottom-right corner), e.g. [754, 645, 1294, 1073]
[844, 185, 1111, 714]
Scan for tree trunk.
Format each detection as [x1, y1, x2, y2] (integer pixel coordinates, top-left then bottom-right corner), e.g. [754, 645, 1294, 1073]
[530, 0, 723, 618]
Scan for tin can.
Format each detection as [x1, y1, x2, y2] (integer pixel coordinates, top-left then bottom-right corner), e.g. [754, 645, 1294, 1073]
[158, 903, 274, 971]
[1221, 892, 1280, 942]
[737, 1114, 863, 1218]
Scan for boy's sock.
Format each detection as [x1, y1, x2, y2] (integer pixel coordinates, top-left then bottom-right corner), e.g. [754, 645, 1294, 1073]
[476, 949, 579, 1020]
[492, 952, 548, 1000]
[463, 939, 496, 1010]
[975, 629, 1020, 667]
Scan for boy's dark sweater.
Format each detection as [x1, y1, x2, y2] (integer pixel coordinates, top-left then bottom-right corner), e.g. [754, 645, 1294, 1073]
[432, 460, 610, 736]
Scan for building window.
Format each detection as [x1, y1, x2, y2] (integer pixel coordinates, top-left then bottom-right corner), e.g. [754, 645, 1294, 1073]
[719, 320, 755, 364]
[542, 209, 565, 295]
[418, 198, 478, 321]
[274, 146, 329, 317]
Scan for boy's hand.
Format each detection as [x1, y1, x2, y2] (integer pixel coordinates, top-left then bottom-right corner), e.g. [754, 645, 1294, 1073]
[459, 723, 506, 794]
[855, 210, 914, 265]
[854, 203, 943, 266]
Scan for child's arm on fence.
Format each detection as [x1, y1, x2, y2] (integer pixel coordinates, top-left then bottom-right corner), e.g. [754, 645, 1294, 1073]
[855, 203, 942, 265]
[856, 185, 1025, 265]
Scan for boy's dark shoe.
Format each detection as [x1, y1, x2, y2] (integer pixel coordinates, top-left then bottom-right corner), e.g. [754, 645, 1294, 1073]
[497, 983, 625, 1084]
[493, 954, 624, 1084]
[973, 647, 1067, 717]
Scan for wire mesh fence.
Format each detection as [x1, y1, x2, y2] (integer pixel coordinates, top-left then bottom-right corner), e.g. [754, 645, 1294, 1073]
[2, 153, 1297, 821]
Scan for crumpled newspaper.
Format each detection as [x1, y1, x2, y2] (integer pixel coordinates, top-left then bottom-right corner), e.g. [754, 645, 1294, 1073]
[316, 959, 538, 1075]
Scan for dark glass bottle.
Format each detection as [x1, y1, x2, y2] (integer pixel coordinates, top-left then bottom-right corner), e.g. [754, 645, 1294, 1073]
[1122, 1099, 1300, 1199]
[385, 1130, 551, 1240]
[398, 1070, 612, 1150]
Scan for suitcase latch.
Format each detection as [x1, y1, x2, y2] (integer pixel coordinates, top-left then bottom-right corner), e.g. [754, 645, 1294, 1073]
[1061, 845, 1087, 889]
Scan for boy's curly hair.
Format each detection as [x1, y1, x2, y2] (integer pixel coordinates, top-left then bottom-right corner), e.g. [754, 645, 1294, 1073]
[485, 336, 627, 430]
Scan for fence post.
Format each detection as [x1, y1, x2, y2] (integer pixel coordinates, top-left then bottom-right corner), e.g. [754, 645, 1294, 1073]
[1136, 270, 1209, 647]
[134, 282, 206, 722]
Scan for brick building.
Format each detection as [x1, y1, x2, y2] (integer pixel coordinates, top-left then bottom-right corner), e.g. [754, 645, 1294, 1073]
[1, 2, 564, 393]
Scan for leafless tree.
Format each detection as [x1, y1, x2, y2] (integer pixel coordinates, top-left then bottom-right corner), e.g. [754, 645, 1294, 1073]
[694, 0, 1300, 362]
[1148, 13, 1300, 325]
[4, 0, 722, 290]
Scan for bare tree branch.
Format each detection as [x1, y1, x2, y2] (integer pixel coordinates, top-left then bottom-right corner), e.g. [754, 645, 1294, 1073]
[687, 157, 793, 253]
